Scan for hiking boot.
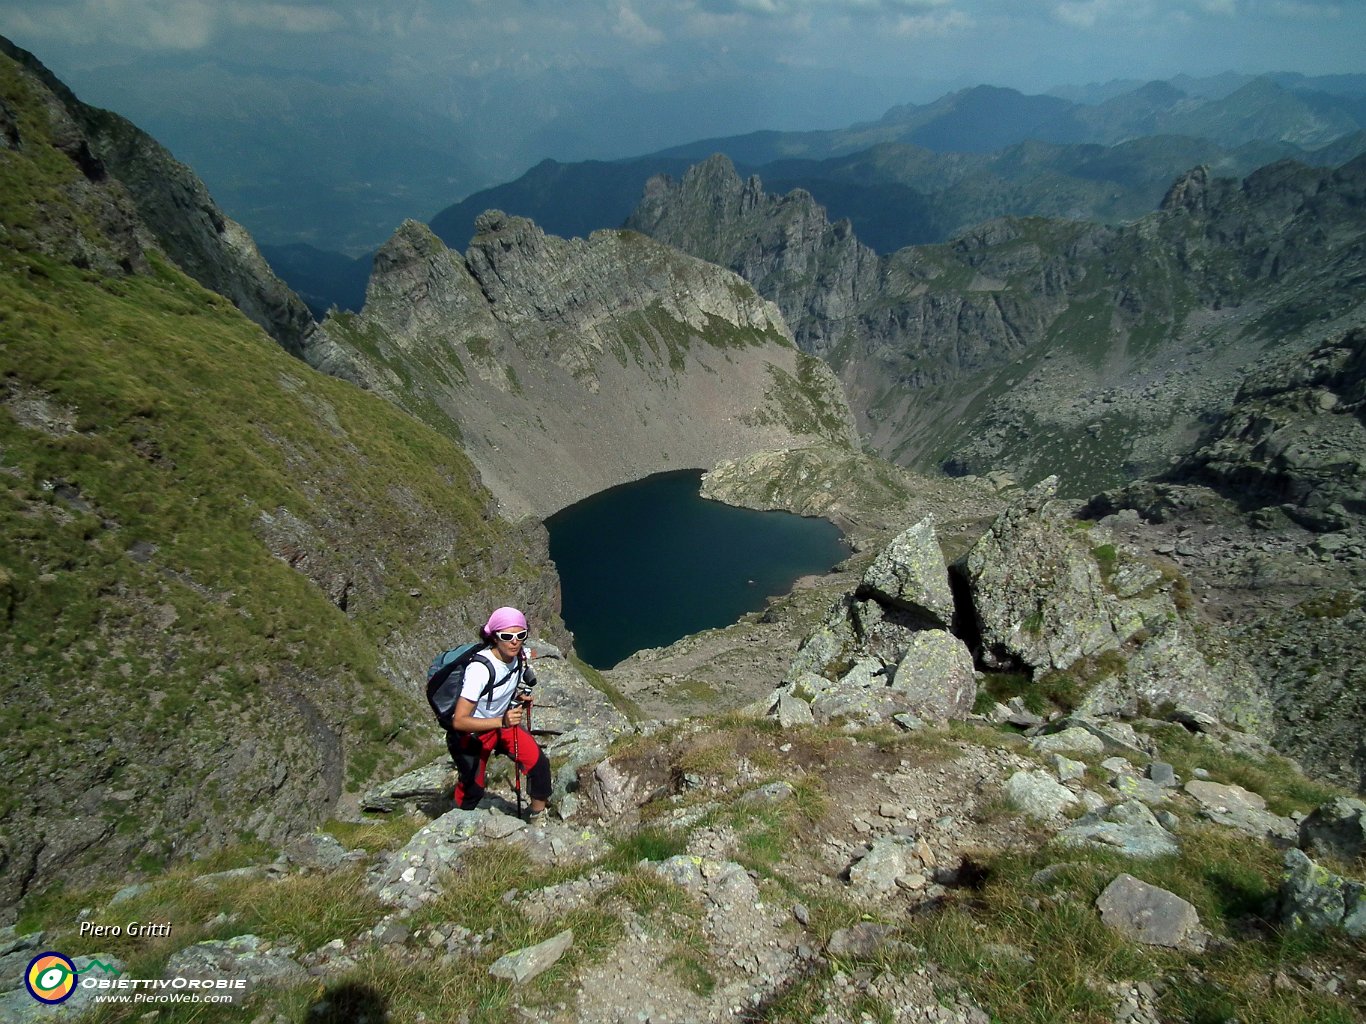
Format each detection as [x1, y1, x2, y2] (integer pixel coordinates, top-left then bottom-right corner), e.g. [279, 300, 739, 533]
[526, 808, 549, 826]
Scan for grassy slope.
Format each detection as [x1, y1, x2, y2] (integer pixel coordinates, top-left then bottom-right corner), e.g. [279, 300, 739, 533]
[0, 53, 527, 892]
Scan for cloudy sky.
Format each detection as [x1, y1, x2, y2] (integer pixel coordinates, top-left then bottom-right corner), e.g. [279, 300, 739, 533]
[2, 0, 1361, 249]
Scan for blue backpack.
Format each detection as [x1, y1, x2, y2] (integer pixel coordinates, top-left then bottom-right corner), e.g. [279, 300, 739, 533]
[425, 642, 496, 730]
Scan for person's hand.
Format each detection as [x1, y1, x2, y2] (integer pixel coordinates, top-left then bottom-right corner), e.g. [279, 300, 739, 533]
[502, 705, 525, 727]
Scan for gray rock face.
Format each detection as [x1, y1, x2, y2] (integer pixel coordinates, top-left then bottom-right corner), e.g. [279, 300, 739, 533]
[1096, 874, 1208, 951]
[859, 518, 956, 629]
[310, 214, 859, 520]
[773, 521, 976, 727]
[1029, 728, 1107, 758]
[368, 808, 488, 910]
[848, 836, 923, 894]
[586, 758, 647, 818]
[1003, 770, 1079, 819]
[966, 478, 1137, 673]
[1060, 801, 1181, 858]
[163, 935, 307, 1002]
[627, 152, 1366, 507]
[889, 631, 978, 722]
[489, 929, 574, 983]
[627, 155, 882, 365]
[1179, 329, 1366, 530]
[283, 832, 349, 870]
[1184, 781, 1298, 844]
[826, 923, 898, 958]
[1299, 797, 1366, 863]
[519, 654, 631, 738]
[361, 759, 454, 813]
[773, 692, 815, 728]
[964, 479, 1269, 726]
[1278, 849, 1366, 937]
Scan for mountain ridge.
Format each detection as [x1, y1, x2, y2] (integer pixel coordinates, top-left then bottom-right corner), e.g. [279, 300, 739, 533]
[308, 213, 860, 520]
[625, 152, 1366, 497]
[0, 35, 315, 358]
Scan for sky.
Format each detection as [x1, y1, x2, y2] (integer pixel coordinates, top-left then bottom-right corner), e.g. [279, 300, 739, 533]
[2, 0, 1362, 250]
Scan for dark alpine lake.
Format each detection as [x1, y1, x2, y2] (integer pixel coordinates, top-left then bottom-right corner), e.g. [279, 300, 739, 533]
[545, 469, 848, 668]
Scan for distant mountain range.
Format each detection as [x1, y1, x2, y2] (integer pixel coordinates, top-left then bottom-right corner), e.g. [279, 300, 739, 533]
[268, 74, 1366, 315]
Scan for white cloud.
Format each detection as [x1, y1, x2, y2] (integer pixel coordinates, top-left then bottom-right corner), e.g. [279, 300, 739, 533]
[1047, 0, 1274, 27]
[226, 3, 346, 34]
[1267, 0, 1342, 17]
[1051, 0, 1130, 29]
[614, 1, 665, 44]
[690, 0, 954, 17]
[0, 0, 346, 49]
[1, 0, 213, 48]
[891, 8, 973, 35]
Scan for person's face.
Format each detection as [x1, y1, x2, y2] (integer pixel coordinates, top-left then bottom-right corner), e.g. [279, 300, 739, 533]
[492, 626, 527, 659]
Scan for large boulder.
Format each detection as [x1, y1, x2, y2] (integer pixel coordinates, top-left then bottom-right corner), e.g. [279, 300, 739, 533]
[775, 522, 975, 727]
[888, 630, 977, 722]
[1078, 625, 1268, 729]
[858, 517, 955, 629]
[1096, 874, 1209, 951]
[1060, 800, 1181, 858]
[1184, 780, 1298, 844]
[1298, 797, 1366, 863]
[965, 478, 1133, 672]
[1277, 849, 1366, 937]
[964, 477, 1271, 728]
[1003, 770, 1079, 820]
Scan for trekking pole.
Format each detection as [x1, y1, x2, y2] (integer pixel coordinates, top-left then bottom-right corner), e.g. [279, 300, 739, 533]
[513, 731, 521, 824]
[511, 659, 536, 818]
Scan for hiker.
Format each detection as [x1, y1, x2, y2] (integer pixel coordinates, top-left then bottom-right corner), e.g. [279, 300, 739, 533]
[431, 606, 552, 822]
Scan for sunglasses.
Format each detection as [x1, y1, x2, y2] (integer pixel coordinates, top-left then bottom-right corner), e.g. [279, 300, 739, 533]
[495, 629, 528, 642]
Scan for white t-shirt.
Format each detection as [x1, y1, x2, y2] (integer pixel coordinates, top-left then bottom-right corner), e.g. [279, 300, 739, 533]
[459, 653, 532, 720]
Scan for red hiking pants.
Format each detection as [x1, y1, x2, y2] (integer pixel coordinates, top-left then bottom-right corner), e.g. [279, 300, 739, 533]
[447, 725, 545, 810]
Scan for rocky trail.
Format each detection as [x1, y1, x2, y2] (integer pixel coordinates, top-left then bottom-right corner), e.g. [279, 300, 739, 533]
[6, 480, 1365, 1024]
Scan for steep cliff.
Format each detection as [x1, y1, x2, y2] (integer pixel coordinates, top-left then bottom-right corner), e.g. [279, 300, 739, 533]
[0, 34, 315, 358]
[628, 154, 1366, 497]
[0, 46, 562, 919]
[308, 213, 860, 519]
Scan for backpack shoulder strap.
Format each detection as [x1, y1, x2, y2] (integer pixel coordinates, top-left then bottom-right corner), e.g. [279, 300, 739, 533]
[470, 652, 501, 707]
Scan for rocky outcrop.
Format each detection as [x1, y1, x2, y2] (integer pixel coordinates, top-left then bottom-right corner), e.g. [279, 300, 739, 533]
[1173, 328, 1366, 530]
[1299, 797, 1366, 863]
[761, 476, 1273, 739]
[309, 215, 859, 519]
[0, 42, 152, 276]
[1278, 849, 1366, 938]
[699, 443, 1007, 550]
[1082, 327, 1366, 791]
[767, 517, 978, 725]
[0, 36, 315, 357]
[966, 477, 1133, 673]
[965, 478, 1269, 726]
[628, 155, 884, 361]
